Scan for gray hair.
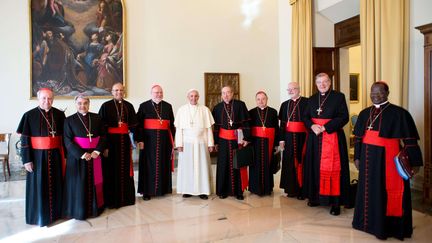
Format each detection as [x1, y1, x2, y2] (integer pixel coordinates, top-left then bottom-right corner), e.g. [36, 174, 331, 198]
[74, 94, 90, 103]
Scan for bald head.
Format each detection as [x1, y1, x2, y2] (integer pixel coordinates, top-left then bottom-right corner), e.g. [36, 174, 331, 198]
[37, 89, 54, 111]
[111, 83, 125, 101]
[151, 85, 164, 103]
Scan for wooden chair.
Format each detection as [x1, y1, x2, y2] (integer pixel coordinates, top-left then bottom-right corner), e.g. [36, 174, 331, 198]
[0, 133, 11, 181]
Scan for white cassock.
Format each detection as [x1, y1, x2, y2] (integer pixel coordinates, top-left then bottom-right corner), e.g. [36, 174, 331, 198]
[174, 103, 215, 195]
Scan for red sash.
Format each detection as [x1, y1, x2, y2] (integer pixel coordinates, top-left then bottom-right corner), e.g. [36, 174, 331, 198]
[107, 122, 129, 134]
[285, 121, 307, 133]
[218, 128, 248, 191]
[251, 127, 275, 162]
[285, 121, 307, 187]
[219, 128, 237, 140]
[312, 118, 341, 196]
[362, 130, 403, 217]
[144, 119, 174, 172]
[74, 137, 104, 208]
[31, 136, 66, 177]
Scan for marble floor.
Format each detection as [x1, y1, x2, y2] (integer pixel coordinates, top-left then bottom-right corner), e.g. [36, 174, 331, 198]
[1, 169, 432, 243]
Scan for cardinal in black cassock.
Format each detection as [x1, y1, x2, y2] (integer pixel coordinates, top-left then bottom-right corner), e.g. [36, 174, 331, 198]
[248, 91, 279, 196]
[136, 85, 175, 201]
[352, 82, 423, 240]
[212, 86, 251, 200]
[303, 73, 350, 215]
[63, 96, 106, 220]
[278, 82, 308, 199]
[17, 88, 66, 226]
[98, 83, 137, 208]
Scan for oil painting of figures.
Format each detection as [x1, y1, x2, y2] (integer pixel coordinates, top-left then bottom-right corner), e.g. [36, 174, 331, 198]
[31, 0, 124, 97]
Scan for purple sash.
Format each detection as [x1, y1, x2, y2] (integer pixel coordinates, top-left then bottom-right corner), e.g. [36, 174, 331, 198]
[73, 137, 104, 208]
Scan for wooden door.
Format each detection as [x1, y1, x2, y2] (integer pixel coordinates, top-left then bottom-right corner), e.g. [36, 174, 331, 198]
[312, 47, 340, 92]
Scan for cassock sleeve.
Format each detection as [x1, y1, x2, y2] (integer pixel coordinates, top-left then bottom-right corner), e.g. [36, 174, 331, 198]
[97, 103, 110, 148]
[271, 109, 279, 147]
[95, 115, 107, 152]
[353, 110, 368, 161]
[403, 139, 423, 167]
[207, 127, 214, 147]
[135, 104, 144, 143]
[239, 102, 251, 142]
[127, 103, 138, 136]
[169, 104, 176, 139]
[212, 107, 220, 145]
[323, 93, 349, 133]
[17, 113, 33, 164]
[63, 118, 86, 159]
[175, 128, 183, 148]
[278, 103, 286, 142]
[303, 99, 313, 131]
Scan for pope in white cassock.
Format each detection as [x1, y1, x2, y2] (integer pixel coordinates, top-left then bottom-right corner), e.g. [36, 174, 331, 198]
[174, 89, 215, 200]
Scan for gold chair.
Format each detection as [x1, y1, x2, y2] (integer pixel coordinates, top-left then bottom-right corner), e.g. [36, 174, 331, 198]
[0, 133, 12, 181]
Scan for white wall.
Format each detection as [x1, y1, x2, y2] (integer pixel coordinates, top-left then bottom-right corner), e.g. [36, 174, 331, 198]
[348, 45, 362, 115]
[0, 0, 287, 133]
[409, 0, 432, 189]
[313, 12, 334, 47]
[410, 0, 431, 151]
[278, 0, 292, 102]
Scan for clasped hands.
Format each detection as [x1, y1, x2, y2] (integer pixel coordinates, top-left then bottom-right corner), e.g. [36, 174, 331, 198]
[82, 151, 100, 161]
[311, 124, 326, 136]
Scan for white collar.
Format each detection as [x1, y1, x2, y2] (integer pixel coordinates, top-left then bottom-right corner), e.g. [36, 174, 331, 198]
[373, 100, 389, 108]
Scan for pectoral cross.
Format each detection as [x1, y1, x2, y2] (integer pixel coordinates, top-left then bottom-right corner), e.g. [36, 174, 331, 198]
[87, 133, 93, 142]
[367, 124, 373, 130]
[316, 107, 322, 115]
[229, 119, 233, 127]
[49, 130, 56, 138]
[118, 121, 123, 127]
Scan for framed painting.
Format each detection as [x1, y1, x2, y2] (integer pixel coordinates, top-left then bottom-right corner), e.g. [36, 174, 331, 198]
[349, 73, 359, 102]
[204, 73, 240, 111]
[30, 0, 125, 98]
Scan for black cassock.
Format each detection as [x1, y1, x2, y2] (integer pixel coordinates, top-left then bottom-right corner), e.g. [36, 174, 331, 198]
[303, 90, 350, 206]
[352, 103, 423, 240]
[212, 99, 251, 197]
[63, 112, 106, 220]
[278, 97, 308, 197]
[98, 99, 137, 208]
[17, 107, 65, 226]
[136, 100, 175, 197]
[248, 106, 278, 196]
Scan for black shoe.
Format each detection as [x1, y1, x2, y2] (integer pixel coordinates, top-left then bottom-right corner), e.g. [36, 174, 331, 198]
[307, 201, 319, 207]
[182, 194, 192, 198]
[199, 194, 208, 200]
[297, 195, 305, 200]
[330, 206, 340, 216]
[142, 195, 151, 201]
[218, 195, 227, 199]
[236, 195, 244, 200]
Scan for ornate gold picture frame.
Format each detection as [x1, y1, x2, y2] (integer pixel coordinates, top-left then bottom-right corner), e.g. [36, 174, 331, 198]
[30, 0, 125, 98]
[349, 73, 359, 103]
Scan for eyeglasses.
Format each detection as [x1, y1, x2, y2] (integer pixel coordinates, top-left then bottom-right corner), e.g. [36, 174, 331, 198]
[287, 88, 299, 91]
